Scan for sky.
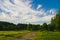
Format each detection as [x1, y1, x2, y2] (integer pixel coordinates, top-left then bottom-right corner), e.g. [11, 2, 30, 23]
[0, 0, 60, 24]
[31, 0, 60, 10]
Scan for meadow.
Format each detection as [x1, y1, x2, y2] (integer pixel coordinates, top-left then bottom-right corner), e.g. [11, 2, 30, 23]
[0, 31, 30, 40]
[35, 31, 60, 40]
[0, 31, 60, 40]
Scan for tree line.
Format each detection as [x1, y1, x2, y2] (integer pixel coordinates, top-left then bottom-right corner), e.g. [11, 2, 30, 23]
[0, 11, 60, 31]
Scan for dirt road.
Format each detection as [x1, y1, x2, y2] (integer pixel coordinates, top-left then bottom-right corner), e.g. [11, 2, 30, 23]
[16, 32, 36, 40]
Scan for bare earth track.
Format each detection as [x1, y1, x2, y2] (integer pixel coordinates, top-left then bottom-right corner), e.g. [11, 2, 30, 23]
[16, 32, 36, 40]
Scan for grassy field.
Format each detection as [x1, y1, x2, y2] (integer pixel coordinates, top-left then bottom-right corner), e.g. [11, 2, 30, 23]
[0, 31, 30, 40]
[0, 31, 60, 40]
[35, 31, 60, 40]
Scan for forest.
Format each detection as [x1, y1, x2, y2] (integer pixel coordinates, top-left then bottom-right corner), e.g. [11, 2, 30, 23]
[0, 11, 60, 31]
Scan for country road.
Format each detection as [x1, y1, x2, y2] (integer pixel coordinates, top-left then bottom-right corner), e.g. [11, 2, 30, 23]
[16, 32, 36, 40]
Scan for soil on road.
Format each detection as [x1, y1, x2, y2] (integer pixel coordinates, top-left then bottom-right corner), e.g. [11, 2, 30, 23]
[16, 32, 36, 40]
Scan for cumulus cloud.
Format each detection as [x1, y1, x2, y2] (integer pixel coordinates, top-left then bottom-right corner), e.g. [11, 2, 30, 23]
[0, 0, 56, 24]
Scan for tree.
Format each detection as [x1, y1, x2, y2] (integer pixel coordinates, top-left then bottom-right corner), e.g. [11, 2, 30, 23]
[27, 24, 40, 31]
[27, 24, 33, 31]
[0, 21, 16, 31]
[42, 23, 48, 31]
[48, 24, 55, 31]
[31, 25, 40, 31]
[17, 24, 27, 30]
[51, 11, 60, 31]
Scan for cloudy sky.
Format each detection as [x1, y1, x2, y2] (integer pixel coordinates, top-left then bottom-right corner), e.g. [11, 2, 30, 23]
[0, 0, 60, 24]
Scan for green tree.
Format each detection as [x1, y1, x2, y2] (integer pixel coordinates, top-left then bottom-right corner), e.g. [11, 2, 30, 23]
[51, 11, 60, 31]
[42, 23, 48, 31]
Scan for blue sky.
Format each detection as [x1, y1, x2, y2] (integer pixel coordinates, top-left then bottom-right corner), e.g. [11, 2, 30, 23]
[31, 0, 60, 10]
[0, 0, 60, 24]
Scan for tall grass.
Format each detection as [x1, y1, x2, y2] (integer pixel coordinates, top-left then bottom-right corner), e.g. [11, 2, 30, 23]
[0, 30, 30, 40]
[35, 31, 60, 40]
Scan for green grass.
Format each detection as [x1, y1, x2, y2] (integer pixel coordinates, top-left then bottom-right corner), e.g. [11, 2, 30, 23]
[35, 31, 60, 40]
[0, 30, 30, 40]
[0, 31, 60, 40]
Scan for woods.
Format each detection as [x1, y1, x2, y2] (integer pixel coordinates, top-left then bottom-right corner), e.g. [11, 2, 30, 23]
[0, 11, 60, 31]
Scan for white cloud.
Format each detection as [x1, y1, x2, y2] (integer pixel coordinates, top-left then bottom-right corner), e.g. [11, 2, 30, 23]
[0, 0, 56, 24]
[37, 5, 42, 9]
[49, 9, 57, 15]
